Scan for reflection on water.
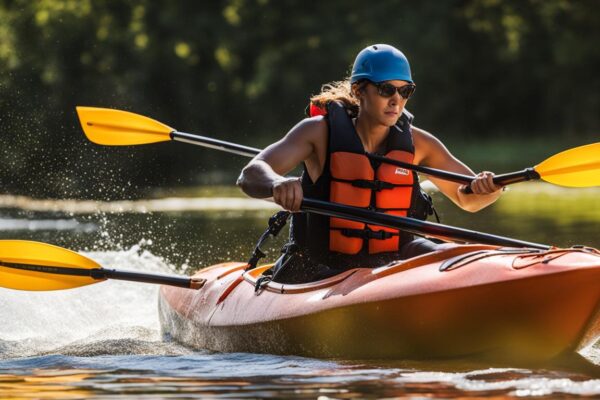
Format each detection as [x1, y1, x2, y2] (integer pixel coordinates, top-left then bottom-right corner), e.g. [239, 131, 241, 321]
[0, 183, 599, 398]
[0, 194, 278, 214]
[0, 355, 599, 399]
[0, 217, 96, 232]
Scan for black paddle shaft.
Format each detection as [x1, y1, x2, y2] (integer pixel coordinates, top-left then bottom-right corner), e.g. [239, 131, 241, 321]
[97, 269, 204, 289]
[301, 198, 550, 250]
[0, 261, 204, 290]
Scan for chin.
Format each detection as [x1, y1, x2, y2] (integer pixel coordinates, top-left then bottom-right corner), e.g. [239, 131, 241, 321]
[381, 115, 398, 126]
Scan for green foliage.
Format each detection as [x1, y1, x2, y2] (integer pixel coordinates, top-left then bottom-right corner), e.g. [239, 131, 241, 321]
[0, 0, 598, 199]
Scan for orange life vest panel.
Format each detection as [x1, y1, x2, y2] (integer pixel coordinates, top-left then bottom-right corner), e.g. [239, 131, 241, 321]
[325, 102, 418, 254]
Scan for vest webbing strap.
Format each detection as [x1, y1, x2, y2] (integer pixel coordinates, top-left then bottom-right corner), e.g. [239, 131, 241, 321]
[245, 211, 290, 271]
[331, 177, 413, 191]
[333, 227, 399, 240]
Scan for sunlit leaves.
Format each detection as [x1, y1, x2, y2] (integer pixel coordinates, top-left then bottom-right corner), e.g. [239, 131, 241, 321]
[215, 46, 237, 71]
[35, 9, 50, 26]
[175, 42, 191, 59]
[32, 0, 93, 30]
[463, 0, 528, 58]
[0, 8, 18, 70]
[135, 34, 149, 49]
[223, 0, 243, 26]
[130, 4, 148, 50]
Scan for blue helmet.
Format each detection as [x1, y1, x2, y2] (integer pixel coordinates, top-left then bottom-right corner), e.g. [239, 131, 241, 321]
[350, 44, 413, 84]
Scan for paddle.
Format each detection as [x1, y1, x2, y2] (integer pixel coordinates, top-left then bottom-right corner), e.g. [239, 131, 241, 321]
[301, 198, 549, 250]
[74, 106, 564, 249]
[0, 240, 204, 291]
[76, 106, 599, 189]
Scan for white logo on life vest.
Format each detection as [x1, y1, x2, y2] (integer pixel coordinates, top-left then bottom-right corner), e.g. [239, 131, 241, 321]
[395, 167, 409, 176]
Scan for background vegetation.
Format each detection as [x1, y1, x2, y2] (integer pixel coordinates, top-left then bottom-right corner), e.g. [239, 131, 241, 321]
[0, 0, 598, 199]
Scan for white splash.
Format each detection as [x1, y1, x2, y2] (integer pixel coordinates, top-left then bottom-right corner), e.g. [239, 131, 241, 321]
[0, 242, 181, 357]
[395, 367, 600, 397]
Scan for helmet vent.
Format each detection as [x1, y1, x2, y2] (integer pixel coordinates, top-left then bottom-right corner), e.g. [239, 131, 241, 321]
[372, 45, 378, 50]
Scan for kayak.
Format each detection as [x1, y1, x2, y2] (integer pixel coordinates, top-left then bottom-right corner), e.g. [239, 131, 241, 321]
[158, 244, 600, 362]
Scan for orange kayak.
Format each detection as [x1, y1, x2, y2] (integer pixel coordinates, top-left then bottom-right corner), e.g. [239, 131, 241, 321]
[159, 244, 600, 362]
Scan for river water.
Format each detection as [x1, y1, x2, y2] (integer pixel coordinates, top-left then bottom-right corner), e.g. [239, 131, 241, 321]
[0, 183, 599, 398]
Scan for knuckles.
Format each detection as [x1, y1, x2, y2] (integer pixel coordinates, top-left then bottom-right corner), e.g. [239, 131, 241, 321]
[470, 171, 501, 194]
[272, 178, 303, 211]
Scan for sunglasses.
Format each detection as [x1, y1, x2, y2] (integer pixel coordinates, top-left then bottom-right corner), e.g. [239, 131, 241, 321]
[372, 82, 416, 99]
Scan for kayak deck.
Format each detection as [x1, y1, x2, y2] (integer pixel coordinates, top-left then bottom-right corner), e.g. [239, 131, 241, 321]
[159, 245, 600, 362]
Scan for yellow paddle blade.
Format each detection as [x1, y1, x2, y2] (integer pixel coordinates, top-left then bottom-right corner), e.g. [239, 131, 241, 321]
[534, 142, 600, 187]
[0, 240, 102, 291]
[76, 106, 174, 146]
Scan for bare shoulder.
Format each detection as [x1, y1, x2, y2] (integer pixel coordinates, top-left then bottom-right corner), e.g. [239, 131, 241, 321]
[286, 115, 327, 143]
[412, 125, 444, 147]
[411, 125, 448, 164]
[278, 116, 328, 178]
[276, 116, 328, 163]
[258, 116, 327, 156]
[254, 115, 328, 177]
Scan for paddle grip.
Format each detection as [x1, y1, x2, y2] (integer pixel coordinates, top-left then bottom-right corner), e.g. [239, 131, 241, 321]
[462, 168, 540, 194]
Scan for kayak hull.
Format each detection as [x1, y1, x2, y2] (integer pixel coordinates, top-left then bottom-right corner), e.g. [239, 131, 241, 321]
[159, 245, 600, 362]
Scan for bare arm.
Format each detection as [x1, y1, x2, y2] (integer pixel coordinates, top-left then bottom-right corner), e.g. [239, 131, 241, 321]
[412, 126, 502, 212]
[237, 117, 327, 211]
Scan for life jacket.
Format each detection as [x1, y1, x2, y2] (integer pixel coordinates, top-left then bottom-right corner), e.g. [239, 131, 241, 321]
[290, 101, 430, 264]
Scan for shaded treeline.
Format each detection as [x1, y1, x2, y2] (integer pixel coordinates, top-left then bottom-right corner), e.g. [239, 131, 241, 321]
[0, 0, 598, 199]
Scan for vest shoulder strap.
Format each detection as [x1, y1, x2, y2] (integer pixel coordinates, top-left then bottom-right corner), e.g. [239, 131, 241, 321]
[385, 120, 415, 154]
[326, 101, 364, 154]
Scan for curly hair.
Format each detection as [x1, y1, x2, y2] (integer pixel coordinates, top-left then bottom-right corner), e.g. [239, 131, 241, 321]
[309, 78, 365, 116]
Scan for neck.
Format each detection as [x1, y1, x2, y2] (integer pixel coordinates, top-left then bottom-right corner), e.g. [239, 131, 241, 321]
[354, 115, 389, 153]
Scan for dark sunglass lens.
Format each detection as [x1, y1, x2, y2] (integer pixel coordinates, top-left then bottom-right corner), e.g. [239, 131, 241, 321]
[399, 84, 415, 99]
[378, 83, 397, 97]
